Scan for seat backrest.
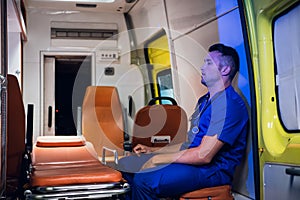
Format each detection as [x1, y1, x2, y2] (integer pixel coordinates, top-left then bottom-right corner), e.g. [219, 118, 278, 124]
[81, 86, 124, 157]
[7, 74, 25, 180]
[132, 104, 187, 148]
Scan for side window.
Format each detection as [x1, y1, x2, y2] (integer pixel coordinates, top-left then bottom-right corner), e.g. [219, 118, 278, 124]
[157, 69, 174, 104]
[145, 31, 174, 103]
[274, 4, 300, 131]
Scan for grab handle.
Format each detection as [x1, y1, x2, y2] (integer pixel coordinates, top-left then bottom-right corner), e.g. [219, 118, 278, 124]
[48, 106, 52, 128]
[285, 167, 300, 186]
[148, 97, 177, 105]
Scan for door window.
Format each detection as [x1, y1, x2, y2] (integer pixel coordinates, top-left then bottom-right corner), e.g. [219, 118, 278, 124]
[274, 4, 300, 131]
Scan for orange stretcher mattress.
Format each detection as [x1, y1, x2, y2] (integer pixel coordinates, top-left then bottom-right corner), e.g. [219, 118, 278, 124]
[28, 136, 128, 199]
[35, 135, 86, 147]
[31, 163, 122, 187]
[32, 142, 99, 167]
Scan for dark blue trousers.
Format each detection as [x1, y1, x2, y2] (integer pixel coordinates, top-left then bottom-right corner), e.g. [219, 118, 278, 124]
[118, 154, 231, 200]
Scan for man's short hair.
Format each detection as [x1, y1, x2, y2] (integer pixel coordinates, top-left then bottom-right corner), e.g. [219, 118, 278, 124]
[208, 43, 240, 80]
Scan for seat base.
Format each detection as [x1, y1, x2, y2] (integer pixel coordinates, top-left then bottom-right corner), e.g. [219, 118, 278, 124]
[180, 185, 233, 200]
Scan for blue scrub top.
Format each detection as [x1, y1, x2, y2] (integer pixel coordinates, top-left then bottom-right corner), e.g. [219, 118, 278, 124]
[181, 85, 249, 178]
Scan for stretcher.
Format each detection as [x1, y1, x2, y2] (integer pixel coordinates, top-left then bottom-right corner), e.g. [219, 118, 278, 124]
[25, 136, 129, 200]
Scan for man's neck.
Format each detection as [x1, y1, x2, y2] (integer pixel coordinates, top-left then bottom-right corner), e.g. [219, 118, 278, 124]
[207, 80, 231, 98]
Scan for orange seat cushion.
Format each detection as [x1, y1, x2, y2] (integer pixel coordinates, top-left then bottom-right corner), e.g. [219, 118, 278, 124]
[132, 104, 187, 148]
[82, 86, 124, 157]
[7, 75, 26, 179]
[180, 185, 233, 200]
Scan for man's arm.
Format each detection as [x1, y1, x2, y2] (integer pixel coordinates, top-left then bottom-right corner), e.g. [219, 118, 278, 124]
[133, 143, 183, 154]
[142, 135, 224, 169]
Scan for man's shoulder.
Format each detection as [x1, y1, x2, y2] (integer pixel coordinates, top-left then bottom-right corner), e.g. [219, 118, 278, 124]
[227, 86, 246, 105]
[226, 86, 249, 118]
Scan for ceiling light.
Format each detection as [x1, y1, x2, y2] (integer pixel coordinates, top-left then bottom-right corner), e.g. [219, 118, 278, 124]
[48, 0, 115, 3]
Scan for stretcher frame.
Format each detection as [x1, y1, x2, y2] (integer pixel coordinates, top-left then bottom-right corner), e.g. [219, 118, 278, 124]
[25, 183, 130, 199]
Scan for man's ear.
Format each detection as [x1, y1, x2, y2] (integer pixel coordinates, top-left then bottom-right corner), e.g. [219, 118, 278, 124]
[221, 66, 231, 76]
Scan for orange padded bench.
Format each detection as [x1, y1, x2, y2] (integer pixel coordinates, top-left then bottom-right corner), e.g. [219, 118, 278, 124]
[27, 136, 129, 199]
[180, 185, 233, 200]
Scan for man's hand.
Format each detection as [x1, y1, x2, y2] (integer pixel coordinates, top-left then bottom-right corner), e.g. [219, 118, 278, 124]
[133, 144, 152, 154]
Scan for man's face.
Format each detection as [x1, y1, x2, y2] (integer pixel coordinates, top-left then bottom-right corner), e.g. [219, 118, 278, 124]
[201, 51, 223, 87]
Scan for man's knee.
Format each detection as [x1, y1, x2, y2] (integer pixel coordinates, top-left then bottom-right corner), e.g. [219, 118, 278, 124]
[133, 173, 146, 187]
[133, 172, 155, 190]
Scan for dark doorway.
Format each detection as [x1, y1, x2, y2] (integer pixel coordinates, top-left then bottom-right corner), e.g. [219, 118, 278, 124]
[55, 56, 91, 135]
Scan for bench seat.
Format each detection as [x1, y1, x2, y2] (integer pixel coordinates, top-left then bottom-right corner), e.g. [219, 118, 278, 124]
[180, 185, 233, 200]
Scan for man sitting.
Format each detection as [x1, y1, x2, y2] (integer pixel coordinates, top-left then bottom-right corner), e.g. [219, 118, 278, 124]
[118, 43, 249, 200]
